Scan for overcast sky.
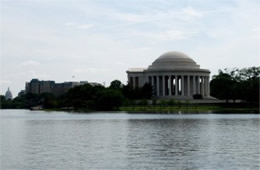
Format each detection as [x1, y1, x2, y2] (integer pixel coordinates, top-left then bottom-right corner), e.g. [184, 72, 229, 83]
[1, 0, 259, 97]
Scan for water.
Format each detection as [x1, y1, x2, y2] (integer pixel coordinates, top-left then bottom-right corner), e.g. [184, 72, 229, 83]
[1, 110, 259, 170]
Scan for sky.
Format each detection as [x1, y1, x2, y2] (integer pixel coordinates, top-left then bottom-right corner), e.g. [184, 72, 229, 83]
[1, 0, 259, 97]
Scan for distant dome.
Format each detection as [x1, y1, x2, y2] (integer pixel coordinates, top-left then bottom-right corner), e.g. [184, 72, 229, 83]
[148, 51, 200, 71]
[5, 87, 13, 100]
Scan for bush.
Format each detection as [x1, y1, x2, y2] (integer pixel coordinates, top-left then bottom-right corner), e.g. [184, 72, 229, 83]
[95, 89, 124, 110]
[138, 100, 148, 106]
[167, 99, 176, 106]
[193, 94, 203, 99]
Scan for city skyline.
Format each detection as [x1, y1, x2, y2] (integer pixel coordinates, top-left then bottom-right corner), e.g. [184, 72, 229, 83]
[1, 0, 259, 97]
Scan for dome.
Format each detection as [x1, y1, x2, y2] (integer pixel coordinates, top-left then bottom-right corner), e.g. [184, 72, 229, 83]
[148, 51, 200, 71]
[5, 87, 13, 100]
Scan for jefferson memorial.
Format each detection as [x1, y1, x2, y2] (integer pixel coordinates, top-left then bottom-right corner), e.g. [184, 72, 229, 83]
[127, 51, 211, 99]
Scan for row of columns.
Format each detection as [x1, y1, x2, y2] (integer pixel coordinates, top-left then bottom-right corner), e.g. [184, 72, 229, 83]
[148, 75, 210, 97]
[129, 77, 139, 89]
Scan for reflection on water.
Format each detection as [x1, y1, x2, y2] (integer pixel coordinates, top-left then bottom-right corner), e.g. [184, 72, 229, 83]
[1, 110, 259, 170]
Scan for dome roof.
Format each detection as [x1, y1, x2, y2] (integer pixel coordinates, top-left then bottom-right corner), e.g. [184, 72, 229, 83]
[5, 87, 13, 100]
[148, 51, 200, 71]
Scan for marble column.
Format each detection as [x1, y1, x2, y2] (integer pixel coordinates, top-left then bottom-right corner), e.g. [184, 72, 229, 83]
[133, 77, 135, 89]
[175, 76, 178, 96]
[157, 76, 160, 96]
[193, 75, 196, 95]
[162, 75, 165, 96]
[181, 75, 184, 96]
[201, 76, 204, 96]
[198, 76, 201, 94]
[187, 75, 190, 96]
[169, 75, 172, 96]
[151, 76, 155, 96]
[204, 76, 207, 96]
[207, 76, 210, 96]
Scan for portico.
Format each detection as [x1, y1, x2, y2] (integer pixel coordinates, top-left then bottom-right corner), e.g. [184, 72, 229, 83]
[127, 51, 211, 99]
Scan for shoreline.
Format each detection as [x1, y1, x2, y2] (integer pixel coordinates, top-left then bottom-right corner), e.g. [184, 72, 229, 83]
[9, 107, 259, 114]
[1, 103, 259, 114]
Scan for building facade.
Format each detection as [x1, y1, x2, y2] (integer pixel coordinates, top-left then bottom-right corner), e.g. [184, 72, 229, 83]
[25, 79, 90, 96]
[127, 51, 211, 99]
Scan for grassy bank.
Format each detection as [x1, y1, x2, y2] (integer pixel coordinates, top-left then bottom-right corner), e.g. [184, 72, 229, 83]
[30, 101, 260, 114]
[119, 105, 259, 113]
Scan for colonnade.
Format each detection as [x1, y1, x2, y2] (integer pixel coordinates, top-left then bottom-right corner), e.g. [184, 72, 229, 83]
[147, 75, 210, 97]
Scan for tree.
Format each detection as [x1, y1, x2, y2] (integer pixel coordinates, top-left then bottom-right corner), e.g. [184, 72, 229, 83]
[95, 89, 124, 110]
[65, 84, 105, 108]
[123, 83, 153, 100]
[11, 95, 26, 109]
[210, 67, 260, 103]
[140, 83, 153, 99]
[122, 84, 136, 99]
[210, 70, 235, 102]
[40, 93, 58, 109]
[109, 80, 123, 89]
[24, 93, 43, 108]
[0, 95, 8, 108]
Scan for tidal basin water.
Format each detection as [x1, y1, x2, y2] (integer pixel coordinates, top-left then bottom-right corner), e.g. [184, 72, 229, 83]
[1, 110, 259, 170]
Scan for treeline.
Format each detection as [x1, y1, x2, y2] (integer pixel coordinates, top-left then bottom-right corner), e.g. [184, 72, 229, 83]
[210, 67, 259, 103]
[0, 80, 153, 110]
[1, 66, 259, 110]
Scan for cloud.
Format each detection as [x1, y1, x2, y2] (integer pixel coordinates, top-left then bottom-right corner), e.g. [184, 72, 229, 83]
[72, 67, 107, 73]
[133, 30, 195, 42]
[64, 22, 75, 27]
[0, 80, 12, 85]
[181, 7, 204, 17]
[77, 24, 94, 30]
[156, 30, 193, 40]
[64, 22, 94, 30]
[115, 61, 127, 66]
[112, 6, 206, 24]
[27, 70, 49, 79]
[251, 27, 260, 39]
[21, 60, 40, 66]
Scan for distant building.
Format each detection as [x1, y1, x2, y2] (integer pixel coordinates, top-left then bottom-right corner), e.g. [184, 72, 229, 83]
[88, 82, 102, 86]
[25, 79, 54, 95]
[5, 87, 13, 100]
[25, 79, 94, 96]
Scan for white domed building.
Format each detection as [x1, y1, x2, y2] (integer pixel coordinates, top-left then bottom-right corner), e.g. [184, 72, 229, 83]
[5, 87, 13, 100]
[127, 51, 211, 99]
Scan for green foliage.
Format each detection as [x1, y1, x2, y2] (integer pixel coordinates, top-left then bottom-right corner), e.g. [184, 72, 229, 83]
[140, 83, 153, 99]
[1, 94, 27, 109]
[109, 80, 123, 89]
[0, 95, 11, 108]
[122, 84, 139, 99]
[176, 100, 182, 107]
[193, 94, 202, 99]
[95, 89, 124, 110]
[1, 79, 152, 111]
[41, 93, 58, 109]
[122, 83, 153, 100]
[64, 84, 104, 109]
[167, 99, 176, 106]
[160, 100, 168, 106]
[12, 95, 26, 108]
[210, 67, 260, 103]
[137, 99, 149, 106]
[152, 99, 157, 105]
[56, 82, 124, 110]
